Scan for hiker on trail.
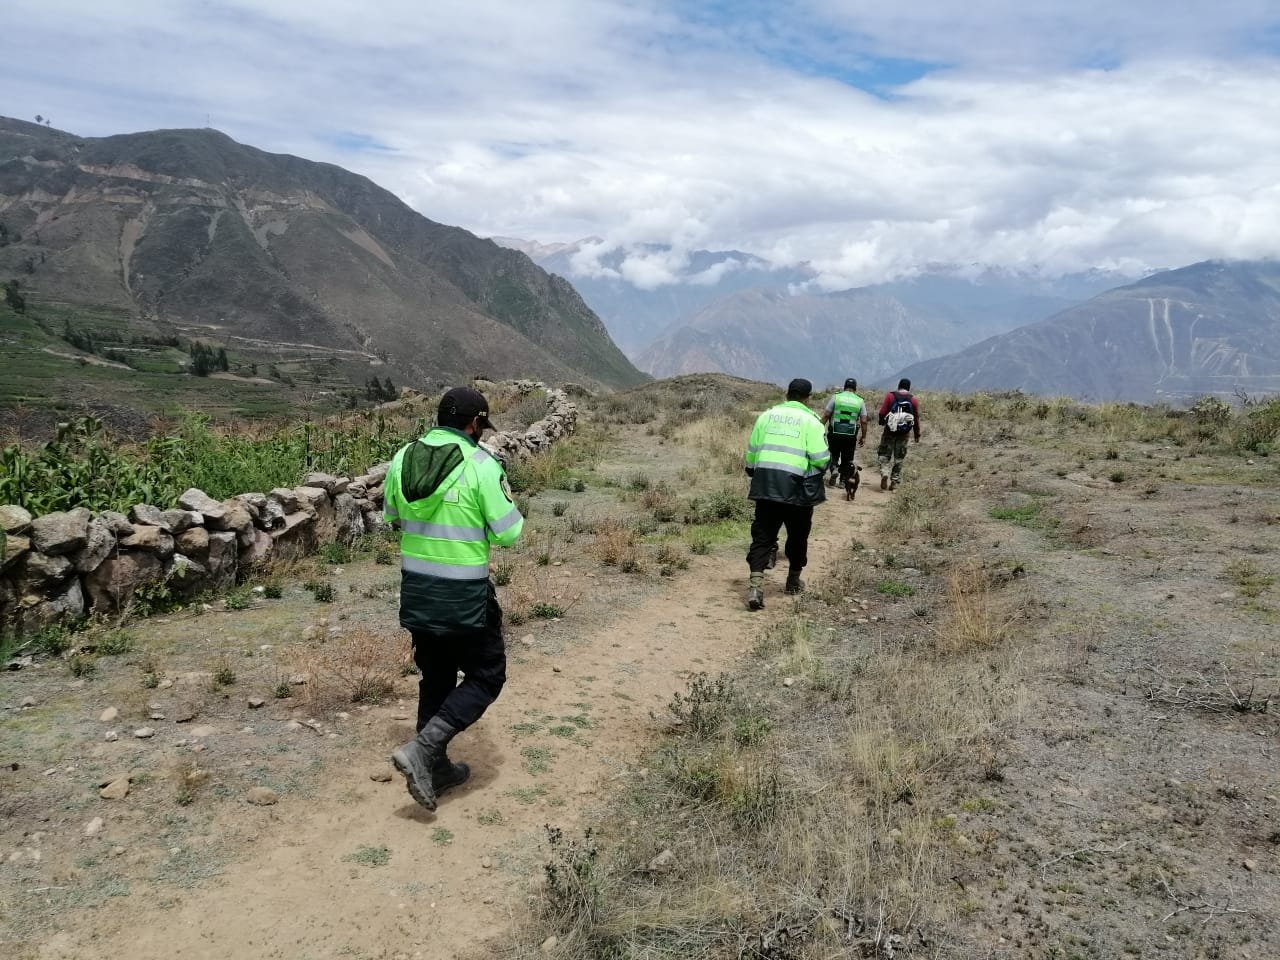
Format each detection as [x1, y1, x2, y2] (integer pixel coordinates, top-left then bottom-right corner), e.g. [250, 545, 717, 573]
[821, 378, 868, 487]
[384, 386, 524, 811]
[743, 378, 830, 611]
[876, 378, 921, 491]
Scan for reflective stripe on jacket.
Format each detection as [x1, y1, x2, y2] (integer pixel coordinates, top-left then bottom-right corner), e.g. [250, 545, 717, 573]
[383, 427, 524, 632]
[744, 400, 830, 505]
[829, 391, 865, 437]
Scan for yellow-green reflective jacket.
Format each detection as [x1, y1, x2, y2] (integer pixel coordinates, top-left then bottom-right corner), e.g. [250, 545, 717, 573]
[383, 427, 523, 632]
[744, 400, 830, 505]
[829, 391, 866, 437]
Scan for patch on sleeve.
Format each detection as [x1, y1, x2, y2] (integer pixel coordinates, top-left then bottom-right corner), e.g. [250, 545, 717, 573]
[500, 475, 514, 502]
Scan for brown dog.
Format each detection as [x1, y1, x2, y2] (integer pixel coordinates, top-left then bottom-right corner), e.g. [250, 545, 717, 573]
[844, 465, 861, 501]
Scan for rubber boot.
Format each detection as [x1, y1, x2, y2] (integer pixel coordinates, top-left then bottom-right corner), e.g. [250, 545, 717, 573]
[432, 753, 471, 796]
[391, 716, 457, 811]
[785, 570, 805, 595]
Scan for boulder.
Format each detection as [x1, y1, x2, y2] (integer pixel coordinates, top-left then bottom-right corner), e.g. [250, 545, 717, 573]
[31, 508, 92, 555]
[17, 579, 85, 632]
[176, 526, 210, 559]
[0, 504, 32, 534]
[243, 529, 274, 566]
[208, 498, 253, 536]
[178, 488, 226, 524]
[257, 498, 286, 531]
[364, 462, 390, 483]
[20, 550, 73, 586]
[303, 472, 341, 494]
[295, 487, 336, 543]
[269, 511, 316, 560]
[347, 480, 368, 499]
[268, 487, 302, 513]
[129, 504, 173, 531]
[73, 516, 116, 573]
[333, 493, 363, 543]
[362, 509, 387, 533]
[169, 555, 209, 596]
[161, 509, 203, 533]
[121, 525, 175, 558]
[1, 534, 30, 570]
[98, 511, 135, 536]
[232, 493, 265, 522]
[85, 550, 164, 610]
[206, 531, 238, 583]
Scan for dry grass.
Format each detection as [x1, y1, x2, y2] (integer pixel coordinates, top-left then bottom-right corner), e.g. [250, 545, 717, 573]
[933, 560, 1017, 654]
[588, 519, 638, 567]
[287, 628, 405, 711]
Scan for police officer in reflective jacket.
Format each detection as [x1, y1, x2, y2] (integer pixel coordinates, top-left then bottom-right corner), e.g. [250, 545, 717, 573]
[385, 386, 524, 810]
[743, 378, 831, 610]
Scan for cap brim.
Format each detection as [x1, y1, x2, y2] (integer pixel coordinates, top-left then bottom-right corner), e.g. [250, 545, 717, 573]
[477, 414, 496, 432]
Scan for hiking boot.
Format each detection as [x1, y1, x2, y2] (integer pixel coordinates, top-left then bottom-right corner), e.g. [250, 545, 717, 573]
[889, 479, 898, 491]
[746, 587, 765, 611]
[765, 544, 778, 570]
[880, 475, 889, 491]
[391, 716, 457, 811]
[827, 472, 837, 487]
[785, 572, 805, 595]
[432, 755, 471, 796]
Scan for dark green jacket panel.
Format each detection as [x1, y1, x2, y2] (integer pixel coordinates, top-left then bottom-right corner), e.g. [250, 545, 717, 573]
[399, 570, 491, 634]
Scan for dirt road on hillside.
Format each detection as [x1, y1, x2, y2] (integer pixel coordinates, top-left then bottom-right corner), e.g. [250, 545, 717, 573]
[35, 490, 885, 960]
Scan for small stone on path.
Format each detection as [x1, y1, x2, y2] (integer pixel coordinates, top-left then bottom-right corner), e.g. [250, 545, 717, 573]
[104, 731, 118, 742]
[248, 697, 265, 709]
[99, 707, 118, 723]
[84, 817, 104, 837]
[133, 727, 155, 739]
[480, 856, 493, 869]
[781, 677, 795, 687]
[540, 936, 559, 954]
[189, 725, 217, 738]
[246, 786, 279, 806]
[100, 778, 130, 800]
[519, 635, 535, 646]
[370, 770, 393, 782]
[20, 696, 36, 708]
[1244, 858, 1259, 872]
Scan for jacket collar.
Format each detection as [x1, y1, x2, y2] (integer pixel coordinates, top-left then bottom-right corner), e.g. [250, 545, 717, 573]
[427, 425, 478, 447]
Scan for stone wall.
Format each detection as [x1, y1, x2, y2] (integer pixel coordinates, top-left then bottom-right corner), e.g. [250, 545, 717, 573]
[0, 384, 577, 636]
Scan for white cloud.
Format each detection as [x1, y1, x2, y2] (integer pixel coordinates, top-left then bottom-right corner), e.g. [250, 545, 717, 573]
[5, 1, 1280, 288]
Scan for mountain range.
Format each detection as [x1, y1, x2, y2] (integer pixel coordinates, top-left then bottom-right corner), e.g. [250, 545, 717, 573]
[0, 117, 644, 407]
[897, 260, 1280, 402]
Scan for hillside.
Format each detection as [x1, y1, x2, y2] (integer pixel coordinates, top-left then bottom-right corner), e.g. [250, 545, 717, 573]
[0, 117, 644, 421]
[898, 260, 1280, 401]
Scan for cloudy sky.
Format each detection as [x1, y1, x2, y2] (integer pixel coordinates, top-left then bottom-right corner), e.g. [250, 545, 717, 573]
[6, 0, 1280, 288]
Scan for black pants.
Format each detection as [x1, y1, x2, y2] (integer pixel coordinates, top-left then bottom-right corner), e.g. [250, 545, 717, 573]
[827, 434, 858, 481]
[411, 587, 507, 733]
[746, 499, 813, 573]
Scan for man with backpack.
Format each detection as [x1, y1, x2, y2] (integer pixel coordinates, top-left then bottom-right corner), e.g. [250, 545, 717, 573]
[821, 378, 868, 488]
[876, 378, 921, 491]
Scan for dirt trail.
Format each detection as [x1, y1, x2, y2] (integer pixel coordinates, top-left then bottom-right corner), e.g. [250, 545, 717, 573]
[39, 491, 885, 960]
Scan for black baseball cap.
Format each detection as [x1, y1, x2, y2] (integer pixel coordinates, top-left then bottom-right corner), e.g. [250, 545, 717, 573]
[843, 378, 857, 390]
[787, 378, 813, 398]
[439, 386, 495, 431]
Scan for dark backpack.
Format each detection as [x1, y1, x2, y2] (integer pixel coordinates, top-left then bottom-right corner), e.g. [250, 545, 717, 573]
[884, 393, 915, 434]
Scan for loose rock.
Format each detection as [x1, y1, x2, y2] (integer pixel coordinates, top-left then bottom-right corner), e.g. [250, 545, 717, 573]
[246, 786, 279, 806]
[370, 770, 393, 782]
[104, 731, 119, 742]
[99, 707, 118, 723]
[84, 817, 105, 837]
[248, 697, 265, 709]
[133, 727, 155, 739]
[100, 777, 130, 800]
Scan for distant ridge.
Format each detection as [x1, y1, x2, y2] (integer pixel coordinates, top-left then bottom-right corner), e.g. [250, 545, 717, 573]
[897, 260, 1280, 402]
